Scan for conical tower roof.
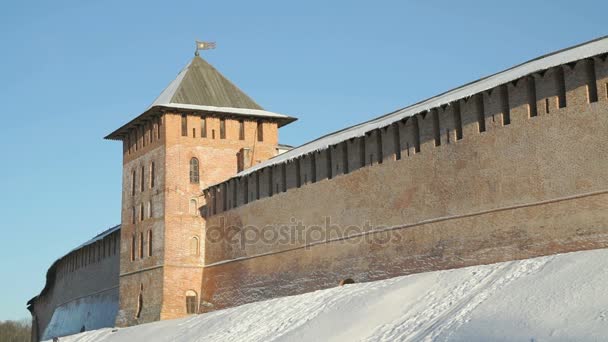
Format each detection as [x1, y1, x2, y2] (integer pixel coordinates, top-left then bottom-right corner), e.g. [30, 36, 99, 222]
[150, 56, 263, 110]
[106, 56, 296, 140]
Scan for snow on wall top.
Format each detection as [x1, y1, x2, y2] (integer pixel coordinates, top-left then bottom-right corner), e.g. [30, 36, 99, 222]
[207, 35, 608, 187]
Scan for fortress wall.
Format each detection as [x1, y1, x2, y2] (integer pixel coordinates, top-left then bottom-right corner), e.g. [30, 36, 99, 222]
[30, 230, 120, 341]
[201, 57, 608, 311]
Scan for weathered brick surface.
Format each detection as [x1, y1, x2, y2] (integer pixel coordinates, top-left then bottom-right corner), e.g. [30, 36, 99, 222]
[203, 61, 608, 312]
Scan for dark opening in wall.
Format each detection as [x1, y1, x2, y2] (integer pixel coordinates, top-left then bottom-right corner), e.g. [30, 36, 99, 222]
[393, 123, 401, 160]
[181, 115, 187, 137]
[255, 173, 260, 199]
[376, 130, 383, 164]
[339, 278, 355, 286]
[359, 138, 365, 167]
[257, 121, 264, 142]
[139, 232, 144, 258]
[147, 230, 152, 257]
[501, 85, 511, 125]
[545, 98, 551, 114]
[131, 234, 136, 261]
[586, 60, 598, 103]
[342, 142, 349, 174]
[131, 170, 136, 196]
[192, 128, 196, 138]
[528, 77, 538, 117]
[477, 94, 486, 132]
[412, 116, 421, 153]
[311, 155, 317, 183]
[268, 168, 274, 196]
[556, 67, 567, 108]
[431, 110, 441, 146]
[281, 164, 287, 192]
[239, 120, 245, 140]
[454, 102, 464, 139]
[201, 117, 207, 138]
[327, 149, 333, 179]
[220, 119, 226, 139]
[296, 159, 301, 188]
[140, 166, 145, 192]
[243, 178, 249, 204]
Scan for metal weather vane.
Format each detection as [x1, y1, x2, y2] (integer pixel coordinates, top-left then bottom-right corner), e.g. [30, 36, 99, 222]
[195, 40, 217, 56]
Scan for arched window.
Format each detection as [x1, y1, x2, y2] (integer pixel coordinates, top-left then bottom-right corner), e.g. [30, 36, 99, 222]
[189, 199, 198, 215]
[185, 290, 198, 314]
[190, 236, 200, 256]
[190, 158, 200, 183]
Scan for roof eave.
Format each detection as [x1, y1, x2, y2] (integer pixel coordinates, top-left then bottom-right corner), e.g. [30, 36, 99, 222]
[105, 105, 297, 141]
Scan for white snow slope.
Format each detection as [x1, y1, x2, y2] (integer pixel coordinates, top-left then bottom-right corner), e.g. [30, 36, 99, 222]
[50, 248, 608, 342]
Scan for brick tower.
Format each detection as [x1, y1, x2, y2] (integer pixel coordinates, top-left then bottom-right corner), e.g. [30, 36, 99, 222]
[105, 55, 296, 326]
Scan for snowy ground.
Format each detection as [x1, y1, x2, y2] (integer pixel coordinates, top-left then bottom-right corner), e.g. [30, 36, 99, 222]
[50, 248, 608, 342]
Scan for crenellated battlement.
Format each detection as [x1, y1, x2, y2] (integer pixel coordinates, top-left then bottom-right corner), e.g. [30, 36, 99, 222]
[203, 50, 608, 216]
[199, 39, 608, 313]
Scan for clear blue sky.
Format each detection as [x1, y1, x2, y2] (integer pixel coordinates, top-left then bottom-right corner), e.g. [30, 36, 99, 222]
[0, 0, 605, 321]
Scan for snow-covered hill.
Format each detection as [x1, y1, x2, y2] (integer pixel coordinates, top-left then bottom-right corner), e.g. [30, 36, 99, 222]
[50, 248, 608, 342]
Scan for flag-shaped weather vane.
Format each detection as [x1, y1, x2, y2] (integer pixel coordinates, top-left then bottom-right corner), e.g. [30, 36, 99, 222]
[195, 40, 216, 56]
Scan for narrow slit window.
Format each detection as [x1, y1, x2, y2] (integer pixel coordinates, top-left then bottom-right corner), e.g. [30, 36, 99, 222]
[131, 170, 136, 196]
[150, 162, 155, 188]
[131, 234, 136, 261]
[139, 232, 144, 259]
[220, 119, 226, 139]
[477, 95, 486, 132]
[501, 85, 511, 125]
[586, 60, 598, 103]
[140, 203, 144, 222]
[201, 118, 207, 138]
[454, 102, 464, 138]
[556, 68, 567, 108]
[376, 130, 383, 164]
[393, 124, 401, 160]
[147, 230, 152, 257]
[427, 111, 439, 146]
[181, 115, 187, 137]
[257, 121, 263, 142]
[545, 98, 551, 114]
[239, 120, 245, 140]
[528, 77, 538, 117]
[140, 166, 145, 192]
[190, 158, 200, 183]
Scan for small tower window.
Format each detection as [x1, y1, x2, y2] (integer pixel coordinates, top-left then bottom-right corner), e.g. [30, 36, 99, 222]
[139, 232, 144, 259]
[201, 118, 207, 138]
[190, 236, 200, 256]
[131, 170, 136, 196]
[239, 120, 245, 140]
[131, 234, 136, 261]
[220, 119, 226, 139]
[257, 121, 263, 142]
[140, 203, 145, 221]
[189, 199, 198, 215]
[140, 166, 145, 192]
[147, 230, 153, 257]
[150, 162, 155, 188]
[186, 290, 198, 314]
[189, 158, 200, 183]
[181, 115, 188, 137]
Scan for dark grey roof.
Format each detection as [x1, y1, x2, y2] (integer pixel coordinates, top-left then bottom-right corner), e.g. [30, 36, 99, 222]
[106, 56, 297, 140]
[152, 56, 263, 110]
